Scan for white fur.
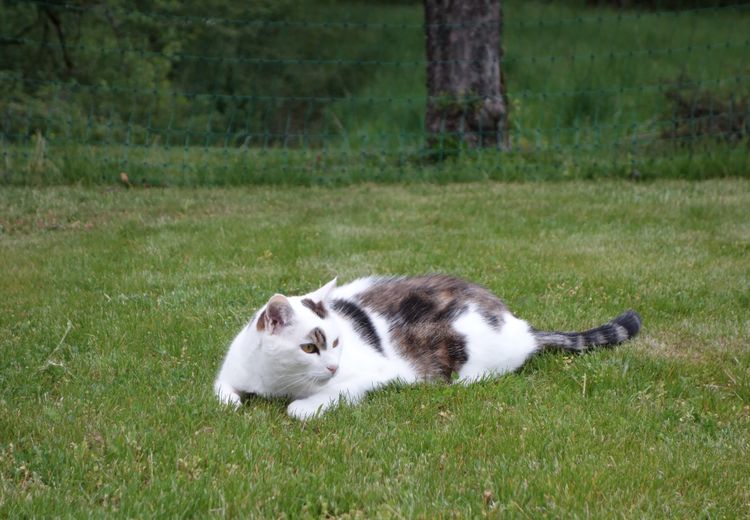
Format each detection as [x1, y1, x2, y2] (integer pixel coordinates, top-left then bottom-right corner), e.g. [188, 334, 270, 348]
[455, 309, 536, 382]
[214, 277, 540, 420]
[214, 293, 343, 408]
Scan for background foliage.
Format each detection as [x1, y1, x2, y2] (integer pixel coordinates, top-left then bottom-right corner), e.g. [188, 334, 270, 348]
[1, 0, 748, 184]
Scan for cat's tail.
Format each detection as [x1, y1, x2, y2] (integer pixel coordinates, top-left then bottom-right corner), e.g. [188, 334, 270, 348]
[532, 310, 642, 352]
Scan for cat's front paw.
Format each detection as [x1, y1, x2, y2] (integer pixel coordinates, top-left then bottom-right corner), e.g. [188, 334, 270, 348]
[287, 399, 327, 420]
[215, 381, 242, 408]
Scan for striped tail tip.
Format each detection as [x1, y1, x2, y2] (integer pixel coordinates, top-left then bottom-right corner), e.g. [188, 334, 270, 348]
[613, 310, 642, 341]
[533, 310, 642, 352]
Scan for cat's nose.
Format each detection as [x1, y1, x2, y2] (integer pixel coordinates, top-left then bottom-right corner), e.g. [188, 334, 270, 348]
[326, 365, 338, 375]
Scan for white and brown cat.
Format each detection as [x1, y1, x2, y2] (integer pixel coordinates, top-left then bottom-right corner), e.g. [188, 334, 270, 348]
[214, 275, 641, 420]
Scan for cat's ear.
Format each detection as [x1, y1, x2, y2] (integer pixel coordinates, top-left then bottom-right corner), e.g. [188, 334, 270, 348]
[307, 277, 338, 303]
[258, 294, 294, 334]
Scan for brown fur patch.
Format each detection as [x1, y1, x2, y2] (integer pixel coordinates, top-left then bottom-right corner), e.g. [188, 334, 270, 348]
[357, 275, 507, 380]
[301, 298, 327, 319]
[307, 327, 327, 350]
[256, 310, 267, 332]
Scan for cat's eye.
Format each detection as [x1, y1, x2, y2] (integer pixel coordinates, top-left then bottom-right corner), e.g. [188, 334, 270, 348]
[332, 338, 339, 348]
[300, 343, 319, 354]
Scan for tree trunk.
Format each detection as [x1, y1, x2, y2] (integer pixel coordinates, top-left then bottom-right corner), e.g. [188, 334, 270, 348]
[423, 0, 508, 151]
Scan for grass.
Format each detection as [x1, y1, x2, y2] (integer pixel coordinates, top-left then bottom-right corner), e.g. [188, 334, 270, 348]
[1, 179, 749, 517]
[3, 137, 749, 187]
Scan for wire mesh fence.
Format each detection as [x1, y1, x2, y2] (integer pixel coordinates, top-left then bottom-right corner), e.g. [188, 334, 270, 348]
[1, 1, 748, 185]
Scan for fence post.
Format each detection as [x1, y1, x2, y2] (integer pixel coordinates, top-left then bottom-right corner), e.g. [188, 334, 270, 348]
[423, 0, 509, 153]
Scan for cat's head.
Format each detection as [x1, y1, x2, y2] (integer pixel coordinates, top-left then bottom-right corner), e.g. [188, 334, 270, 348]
[252, 278, 341, 398]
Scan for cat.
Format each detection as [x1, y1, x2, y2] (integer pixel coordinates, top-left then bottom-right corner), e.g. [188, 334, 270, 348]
[214, 275, 641, 420]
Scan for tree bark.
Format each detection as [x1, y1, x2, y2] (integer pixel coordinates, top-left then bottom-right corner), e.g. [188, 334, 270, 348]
[423, 0, 508, 151]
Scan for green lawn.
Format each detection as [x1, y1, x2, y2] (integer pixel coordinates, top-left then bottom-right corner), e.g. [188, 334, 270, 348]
[1, 179, 749, 517]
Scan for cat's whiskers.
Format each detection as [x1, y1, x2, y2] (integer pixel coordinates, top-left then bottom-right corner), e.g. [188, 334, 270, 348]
[274, 369, 320, 397]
